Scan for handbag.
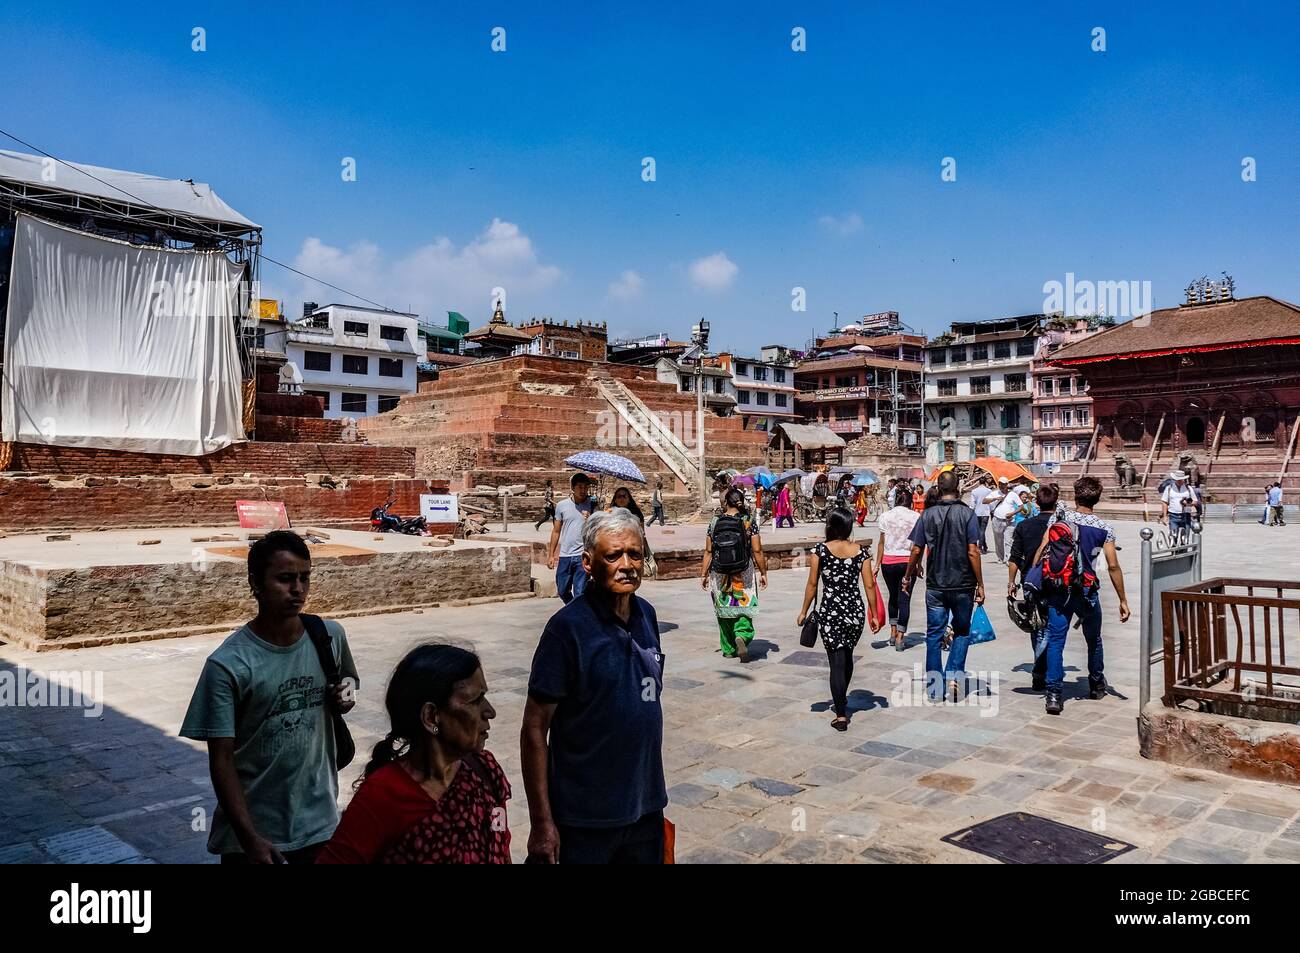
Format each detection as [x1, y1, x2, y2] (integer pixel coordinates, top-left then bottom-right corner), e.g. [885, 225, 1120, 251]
[663, 817, 676, 864]
[301, 613, 356, 769]
[869, 582, 887, 634]
[799, 608, 820, 647]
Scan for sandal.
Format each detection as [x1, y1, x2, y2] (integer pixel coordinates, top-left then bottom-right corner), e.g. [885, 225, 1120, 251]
[831, 716, 849, 732]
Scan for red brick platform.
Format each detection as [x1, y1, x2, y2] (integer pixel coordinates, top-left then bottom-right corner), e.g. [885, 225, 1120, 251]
[359, 355, 770, 506]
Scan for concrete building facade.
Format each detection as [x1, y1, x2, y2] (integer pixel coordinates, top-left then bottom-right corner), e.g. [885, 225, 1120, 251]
[715, 347, 799, 432]
[287, 304, 420, 420]
[1032, 317, 1105, 464]
[924, 314, 1042, 464]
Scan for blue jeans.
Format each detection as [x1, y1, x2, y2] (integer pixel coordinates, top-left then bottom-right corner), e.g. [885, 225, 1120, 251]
[1044, 588, 1103, 693]
[556, 555, 588, 603]
[1168, 511, 1191, 541]
[925, 589, 975, 695]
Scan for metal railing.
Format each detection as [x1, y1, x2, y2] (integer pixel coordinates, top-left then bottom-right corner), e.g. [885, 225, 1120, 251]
[1159, 578, 1300, 713]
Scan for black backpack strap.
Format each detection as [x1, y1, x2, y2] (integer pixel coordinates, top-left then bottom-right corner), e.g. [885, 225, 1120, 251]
[300, 613, 339, 684]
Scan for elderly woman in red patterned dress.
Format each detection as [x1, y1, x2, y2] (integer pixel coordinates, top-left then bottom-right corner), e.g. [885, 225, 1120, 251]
[317, 645, 511, 864]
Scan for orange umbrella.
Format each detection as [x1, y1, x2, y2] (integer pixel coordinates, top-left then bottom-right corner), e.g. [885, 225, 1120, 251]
[926, 463, 955, 481]
[970, 458, 1036, 483]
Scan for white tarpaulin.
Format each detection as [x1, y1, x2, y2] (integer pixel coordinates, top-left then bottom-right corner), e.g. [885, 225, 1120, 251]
[1, 214, 247, 455]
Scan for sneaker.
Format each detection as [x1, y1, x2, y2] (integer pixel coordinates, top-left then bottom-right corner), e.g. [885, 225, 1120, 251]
[1089, 678, 1108, 700]
[1045, 691, 1063, 715]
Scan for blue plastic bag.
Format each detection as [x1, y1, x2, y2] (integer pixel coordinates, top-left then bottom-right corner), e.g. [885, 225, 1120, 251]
[967, 605, 996, 645]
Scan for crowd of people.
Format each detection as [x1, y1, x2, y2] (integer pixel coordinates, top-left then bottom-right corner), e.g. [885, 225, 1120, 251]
[180, 464, 1133, 865]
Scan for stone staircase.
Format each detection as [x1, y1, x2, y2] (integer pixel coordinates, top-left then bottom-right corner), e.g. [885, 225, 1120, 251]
[1051, 445, 1298, 507]
[589, 368, 700, 488]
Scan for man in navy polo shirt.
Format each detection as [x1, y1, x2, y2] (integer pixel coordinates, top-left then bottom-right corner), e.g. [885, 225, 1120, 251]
[521, 508, 667, 864]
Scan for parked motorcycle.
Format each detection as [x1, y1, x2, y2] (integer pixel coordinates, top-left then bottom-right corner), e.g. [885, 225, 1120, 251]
[370, 499, 428, 535]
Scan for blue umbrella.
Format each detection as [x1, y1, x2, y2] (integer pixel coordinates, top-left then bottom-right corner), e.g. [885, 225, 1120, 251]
[851, 472, 879, 486]
[772, 468, 805, 486]
[563, 450, 646, 484]
[745, 465, 774, 476]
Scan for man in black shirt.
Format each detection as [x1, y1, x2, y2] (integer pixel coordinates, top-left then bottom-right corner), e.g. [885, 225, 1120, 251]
[1008, 483, 1058, 692]
[902, 471, 985, 702]
[521, 508, 666, 864]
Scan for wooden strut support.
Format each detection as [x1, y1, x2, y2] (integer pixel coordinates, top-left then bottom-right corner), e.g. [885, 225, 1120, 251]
[1080, 423, 1101, 477]
[1206, 411, 1227, 477]
[1278, 415, 1300, 485]
[1141, 413, 1166, 488]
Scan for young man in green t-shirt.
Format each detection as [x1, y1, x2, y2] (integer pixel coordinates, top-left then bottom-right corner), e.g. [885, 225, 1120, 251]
[181, 531, 358, 864]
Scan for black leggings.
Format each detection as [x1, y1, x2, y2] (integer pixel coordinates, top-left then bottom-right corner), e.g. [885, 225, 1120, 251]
[826, 645, 855, 717]
[880, 562, 912, 629]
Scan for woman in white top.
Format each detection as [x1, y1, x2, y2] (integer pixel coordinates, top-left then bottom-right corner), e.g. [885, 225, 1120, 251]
[877, 486, 921, 651]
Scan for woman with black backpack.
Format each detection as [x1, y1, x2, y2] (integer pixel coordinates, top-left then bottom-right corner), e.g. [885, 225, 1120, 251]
[701, 486, 768, 661]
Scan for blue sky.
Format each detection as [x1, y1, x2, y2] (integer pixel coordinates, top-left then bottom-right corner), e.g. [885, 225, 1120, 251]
[3, 1, 1297, 352]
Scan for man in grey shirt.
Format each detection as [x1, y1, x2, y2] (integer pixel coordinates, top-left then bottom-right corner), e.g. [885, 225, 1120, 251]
[548, 472, 596, 602]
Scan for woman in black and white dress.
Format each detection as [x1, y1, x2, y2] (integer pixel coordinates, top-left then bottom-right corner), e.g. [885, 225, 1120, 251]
[796, 507, 882, 730]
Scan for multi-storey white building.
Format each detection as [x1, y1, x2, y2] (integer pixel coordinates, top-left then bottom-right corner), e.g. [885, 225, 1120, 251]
[286, 304, 419, 419]
[923, 314, 1043, 464]
[716, 346, 799, 431]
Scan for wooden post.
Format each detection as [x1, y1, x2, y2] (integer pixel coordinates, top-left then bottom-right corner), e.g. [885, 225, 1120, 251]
[1206, 411, 1227, 476]
[1141, 413, 1166, 488]
[1080, 423, 1101, 476]
[1278, 415, 1300, 484]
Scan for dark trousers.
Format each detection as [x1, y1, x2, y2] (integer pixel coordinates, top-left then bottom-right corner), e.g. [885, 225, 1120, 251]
[775, 514, 794, 527]
[1029, 627, 1047, 685]
[977, 515, 990, 552]
[1044, 589, 1104, 693]
[925, 588, 976, 694]
[558, 810, 664, 864]
[535, 504, 555, 530]
[880, 562, 912, 630]
[826, 645, 855, 717]
[647, 504, 666, 526]
[221, 842, 325, 865]
[556, 555, 588, 603]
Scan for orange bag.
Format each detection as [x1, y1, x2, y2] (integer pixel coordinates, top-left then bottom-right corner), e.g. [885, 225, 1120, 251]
[663, 817, 676, 864]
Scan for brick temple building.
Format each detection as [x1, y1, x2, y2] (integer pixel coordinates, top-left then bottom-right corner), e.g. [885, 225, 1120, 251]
[1049, 292, 1300, 503]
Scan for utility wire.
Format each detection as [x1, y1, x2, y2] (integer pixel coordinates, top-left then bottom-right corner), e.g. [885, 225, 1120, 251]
[0, 126, 400, 313]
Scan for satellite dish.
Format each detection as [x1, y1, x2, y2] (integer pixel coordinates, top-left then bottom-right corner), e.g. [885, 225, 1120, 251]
[278, 361, 304, 395]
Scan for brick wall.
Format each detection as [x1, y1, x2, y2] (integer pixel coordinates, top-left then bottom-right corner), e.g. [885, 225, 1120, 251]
[256, 392, 326, 418]
[0, 474, 437, 533]
[254, 415, 351, 444]
[4, 441, 414, 478]
[0, 542, 534, 649]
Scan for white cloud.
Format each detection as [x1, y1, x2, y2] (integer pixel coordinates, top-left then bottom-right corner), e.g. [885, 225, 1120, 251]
[818, 212, 864, 236]
[608, 269, 645, 299]
[688, 252, 738, 293]
[287, 218, 563, 320]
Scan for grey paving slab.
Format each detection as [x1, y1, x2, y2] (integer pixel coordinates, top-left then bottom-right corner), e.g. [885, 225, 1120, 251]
[4, 517, 1300, 863]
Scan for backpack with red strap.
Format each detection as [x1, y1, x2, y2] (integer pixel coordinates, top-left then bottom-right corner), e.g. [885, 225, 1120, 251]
[1038, 518, 1098, 595]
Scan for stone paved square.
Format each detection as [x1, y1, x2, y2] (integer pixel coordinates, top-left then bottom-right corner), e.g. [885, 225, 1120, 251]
[2, 519, 1299, 863]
